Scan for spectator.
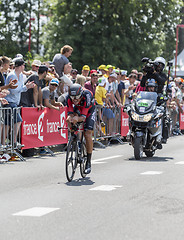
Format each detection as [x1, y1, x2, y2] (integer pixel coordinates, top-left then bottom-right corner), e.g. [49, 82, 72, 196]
[95, 77, 107, 127]
[4, 58, 35, 145]
[81, 65, 90, 79]
[42, 78, 64, 110]
[84, 72, 98, 96]
[52, 45, 73, 77]
[106, 65, 114, 76]
[124, 74, 137, 105]
[118, 70, 126, 105]
[70, 69, 78, 83]
[98, 65, 108, 78]
[0, 56, 11, 85]
[20, 65, 48, 108]
[76, 75, 86, 87]
[24, 59, 41, 76]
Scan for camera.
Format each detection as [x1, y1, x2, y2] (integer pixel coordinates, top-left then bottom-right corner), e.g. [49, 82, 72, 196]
[141, 57, 159, 74]
[167, 61, 173, 67]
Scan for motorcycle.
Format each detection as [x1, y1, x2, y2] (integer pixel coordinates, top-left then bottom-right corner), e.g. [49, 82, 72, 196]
[125, 91, 165, 160]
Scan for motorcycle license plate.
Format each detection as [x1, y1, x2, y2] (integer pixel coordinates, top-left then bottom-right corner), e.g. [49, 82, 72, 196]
[139, 107, 145, 113]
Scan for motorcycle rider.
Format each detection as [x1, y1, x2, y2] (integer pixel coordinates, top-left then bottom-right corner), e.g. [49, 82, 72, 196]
[141, 57, 169, 143]
[145, 78, 163, 149]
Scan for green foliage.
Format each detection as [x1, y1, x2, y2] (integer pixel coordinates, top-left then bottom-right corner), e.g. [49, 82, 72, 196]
[42, 0, 183, 72]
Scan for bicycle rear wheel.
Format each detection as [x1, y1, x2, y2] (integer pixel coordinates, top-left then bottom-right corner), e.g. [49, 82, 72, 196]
[66, 138, 78, 182]
[80, 141, 87, 178]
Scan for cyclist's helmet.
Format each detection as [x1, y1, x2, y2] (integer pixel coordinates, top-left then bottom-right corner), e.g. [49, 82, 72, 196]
[69, 83, 83, 100]
[145, 78, 157, 91]
[154, 57, 166, 71]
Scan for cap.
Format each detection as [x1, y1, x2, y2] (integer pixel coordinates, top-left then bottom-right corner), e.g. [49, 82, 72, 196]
[14, 58, 25, 67]
[32, 59, 41, 67]
[121, 70, 127, 76]
[109, 73, 117, 78]
[50, 78, 59, 86]
[82, 65, 90, 71]
[98, 64, 106, 70]
[106, 64, 114, 69]
[98, 77, 106, 86]
[90, 69, 97, 75]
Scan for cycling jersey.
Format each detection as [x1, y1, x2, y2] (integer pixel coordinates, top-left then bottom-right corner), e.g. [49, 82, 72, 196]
[66, 89, 95, 130]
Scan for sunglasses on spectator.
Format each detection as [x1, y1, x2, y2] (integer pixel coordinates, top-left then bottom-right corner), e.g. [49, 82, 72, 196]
[70, 95, 81, 100]
[72, 72, 77, 75]
[50, 84, 58, 87]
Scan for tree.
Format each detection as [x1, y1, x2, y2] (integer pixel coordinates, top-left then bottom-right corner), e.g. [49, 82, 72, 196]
[42, 0, 183, 72]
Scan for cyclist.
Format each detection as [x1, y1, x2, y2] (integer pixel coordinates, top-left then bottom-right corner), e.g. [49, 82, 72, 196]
[66, 83, 95, 174]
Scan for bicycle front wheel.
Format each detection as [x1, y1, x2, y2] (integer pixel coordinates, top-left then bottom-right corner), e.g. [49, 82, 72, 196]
[80, 141, 87, 178]
[66, 138, 77, 182]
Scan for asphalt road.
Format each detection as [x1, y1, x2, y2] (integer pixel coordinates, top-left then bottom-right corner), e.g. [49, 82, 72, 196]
[1, 135, 184, 240]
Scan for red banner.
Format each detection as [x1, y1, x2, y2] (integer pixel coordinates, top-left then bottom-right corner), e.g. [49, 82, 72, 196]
[21, 107, 68, 149]
[180, 111, 184, 130]
[121, 108, 129, 137]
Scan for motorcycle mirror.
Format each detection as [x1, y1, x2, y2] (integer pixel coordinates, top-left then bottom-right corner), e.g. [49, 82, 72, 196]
[141, 57, 150, 63]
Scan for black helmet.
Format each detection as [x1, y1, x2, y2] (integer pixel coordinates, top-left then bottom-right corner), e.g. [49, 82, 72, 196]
[146, 78, 157, 91]
[69, 83, 83, 99]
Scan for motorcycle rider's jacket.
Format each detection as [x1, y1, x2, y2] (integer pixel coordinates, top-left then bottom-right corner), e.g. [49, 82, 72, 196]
[141, 72, 167, 94]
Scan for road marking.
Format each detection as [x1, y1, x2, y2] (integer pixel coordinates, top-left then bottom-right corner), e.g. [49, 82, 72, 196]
[140, 171, 163, 175]
[92, 155, 123, 164]
[89, 185, 122, 191]
[13, 207, 60, 217]
[175, 161, 184, 165]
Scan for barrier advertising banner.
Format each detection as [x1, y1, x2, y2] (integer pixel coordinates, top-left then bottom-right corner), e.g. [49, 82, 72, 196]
[21, 107, 68, 149]
[180, 112, 184, 130]
[121, 108, 129, 137]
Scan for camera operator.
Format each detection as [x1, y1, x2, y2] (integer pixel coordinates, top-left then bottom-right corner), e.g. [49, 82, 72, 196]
[141, 57, 169, 144]
[141, 57, 167, 94]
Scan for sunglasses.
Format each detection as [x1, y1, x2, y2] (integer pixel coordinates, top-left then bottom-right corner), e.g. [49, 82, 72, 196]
[51, 84, 58, 87]
[70, 95, 81, 100]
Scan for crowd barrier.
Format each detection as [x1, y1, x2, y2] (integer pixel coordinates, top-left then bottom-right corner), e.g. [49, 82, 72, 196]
[1, 104, 184, 160]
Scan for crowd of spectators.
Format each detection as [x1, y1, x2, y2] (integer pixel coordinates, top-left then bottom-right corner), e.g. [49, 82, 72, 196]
[0, 44, 184, 158]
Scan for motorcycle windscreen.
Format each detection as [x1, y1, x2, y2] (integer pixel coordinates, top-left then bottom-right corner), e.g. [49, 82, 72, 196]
[135, 92, 157, 114]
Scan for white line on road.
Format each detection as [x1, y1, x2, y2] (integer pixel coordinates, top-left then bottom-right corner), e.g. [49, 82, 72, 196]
[89, 185, 122, 191]
[13, 207, 60, 217]
[175, 161, 184, 165]
[140, 171, 163, 175]
[92, 155, 123, 164]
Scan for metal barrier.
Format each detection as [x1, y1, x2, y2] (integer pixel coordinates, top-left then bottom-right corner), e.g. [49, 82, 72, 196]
[0, 106, 25, 161]
[93, 105, 124, 147]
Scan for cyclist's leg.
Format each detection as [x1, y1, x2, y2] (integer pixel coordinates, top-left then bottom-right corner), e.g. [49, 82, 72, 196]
[83, 106, 95, 174]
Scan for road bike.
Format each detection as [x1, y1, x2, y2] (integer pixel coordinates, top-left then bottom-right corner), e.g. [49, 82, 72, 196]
[61, 123, 87, 182]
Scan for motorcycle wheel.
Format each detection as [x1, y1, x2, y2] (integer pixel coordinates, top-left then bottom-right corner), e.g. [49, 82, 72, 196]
[145, 150, 155, 157]
[134, 137, 143, 160]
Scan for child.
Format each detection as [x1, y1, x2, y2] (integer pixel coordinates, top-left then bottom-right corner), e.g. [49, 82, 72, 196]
[95, 77, 107, 127]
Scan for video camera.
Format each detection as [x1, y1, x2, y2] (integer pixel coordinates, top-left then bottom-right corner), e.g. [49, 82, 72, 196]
[141, 57, 159, 74]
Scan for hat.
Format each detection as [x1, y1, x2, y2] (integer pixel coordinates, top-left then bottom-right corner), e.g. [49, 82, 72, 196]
[98, 64, 106, 70]
[109, 73, 117, 78]
[121, 70, 127, 76]
[98, 77, 106, 86]
[90, 69, 97, 75]
[106, 64, 114, 69]
[15, 53, 23, 59]
[14, 58, 25, 67]
[82, 65, 90, 71]
[32, 59, 41, 67]
[50, 78, 59, 86]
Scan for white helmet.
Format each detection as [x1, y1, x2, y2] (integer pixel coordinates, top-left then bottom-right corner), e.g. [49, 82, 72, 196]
[154, 57, 166, 66]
